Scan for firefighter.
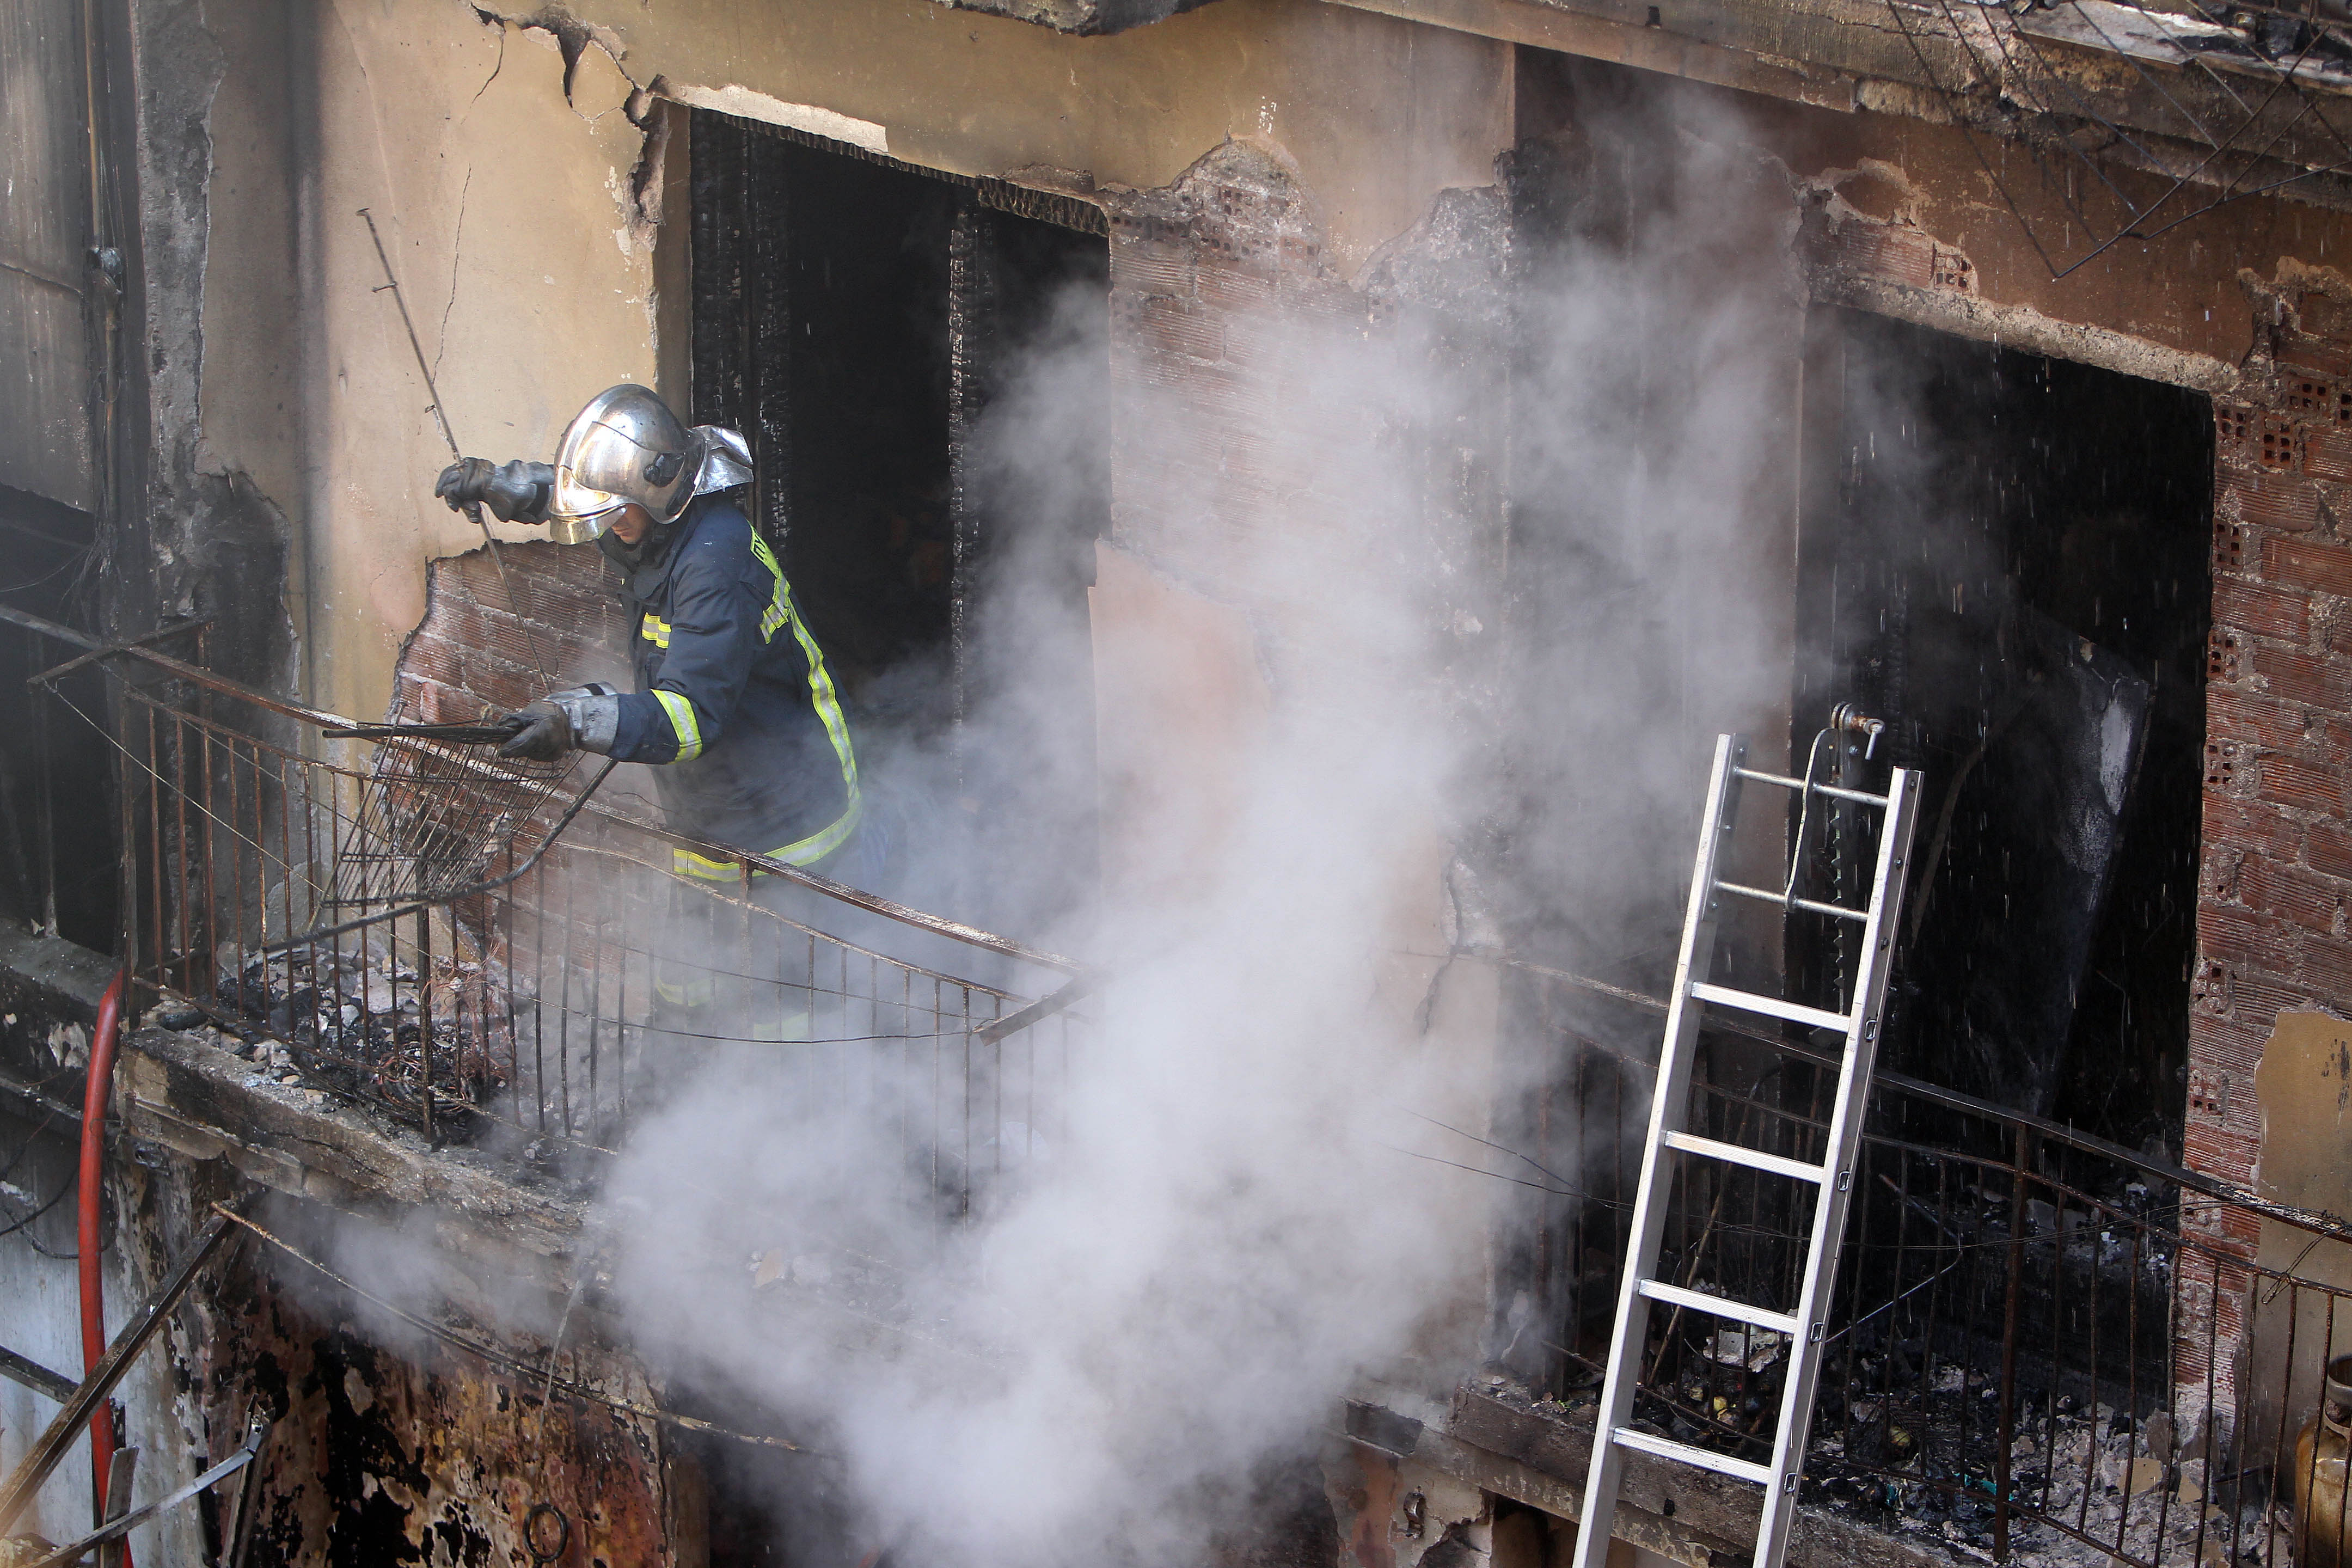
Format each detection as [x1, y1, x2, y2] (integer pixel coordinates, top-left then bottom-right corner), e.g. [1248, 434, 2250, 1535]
[433, 383, 862, 883]
[436, 386, 879, 1044]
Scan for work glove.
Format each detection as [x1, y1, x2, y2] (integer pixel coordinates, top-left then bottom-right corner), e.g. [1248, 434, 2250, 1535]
[498, 684, 621, 762]
[498, 700, 573, 762]
[435, 458, 555, 525]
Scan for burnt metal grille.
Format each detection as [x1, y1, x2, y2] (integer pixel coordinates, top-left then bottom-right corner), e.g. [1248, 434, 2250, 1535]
[60, 638, 1082, 1216]
[1495, 957, 2352, 1568]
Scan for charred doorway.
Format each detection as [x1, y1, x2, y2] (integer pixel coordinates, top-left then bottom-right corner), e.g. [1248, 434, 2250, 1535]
[687, 113, 1110, 942]
[1793, 308, 2213, 1152]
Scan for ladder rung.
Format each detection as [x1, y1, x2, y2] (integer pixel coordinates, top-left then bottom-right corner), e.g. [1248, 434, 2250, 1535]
[1637, 1278, 1802, 1336]
[1662, 1130, 1829, 1184]
[1731, 766, 1890, 808]
[1610, 1426, 1777, 1487]
[1689, 982, 1851, 1034]
[1713, 880, 1870, 923]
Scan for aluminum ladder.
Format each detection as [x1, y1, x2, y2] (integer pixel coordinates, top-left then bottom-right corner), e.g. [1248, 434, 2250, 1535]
[1569, 731, 1924, 1568]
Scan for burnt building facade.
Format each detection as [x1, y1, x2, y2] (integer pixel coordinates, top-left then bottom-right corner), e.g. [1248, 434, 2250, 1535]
[4, 0, 2352, 1562]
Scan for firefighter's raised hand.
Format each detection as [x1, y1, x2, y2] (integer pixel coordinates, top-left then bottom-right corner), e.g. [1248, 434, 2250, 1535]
[498, 700, 574, 762]
[436, 458, 555, 525]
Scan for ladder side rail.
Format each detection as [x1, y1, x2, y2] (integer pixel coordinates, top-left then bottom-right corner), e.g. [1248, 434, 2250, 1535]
[1568, 734, 1747, 1568]
[1749, 764, 1925, 1568]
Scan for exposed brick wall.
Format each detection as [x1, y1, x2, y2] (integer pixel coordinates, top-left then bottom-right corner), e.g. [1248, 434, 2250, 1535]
[388, 541, 628, 723]
[2179, 295, 2352, 1431]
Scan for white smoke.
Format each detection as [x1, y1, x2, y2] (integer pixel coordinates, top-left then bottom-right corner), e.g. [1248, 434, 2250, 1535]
[589, 83, 1803, 1567]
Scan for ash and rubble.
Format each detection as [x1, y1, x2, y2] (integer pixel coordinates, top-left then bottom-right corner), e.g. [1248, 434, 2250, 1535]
[179, 943, 520, 1135]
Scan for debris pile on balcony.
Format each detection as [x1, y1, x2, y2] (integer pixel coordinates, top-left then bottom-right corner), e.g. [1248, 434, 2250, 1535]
[187, 946, 514, 1128]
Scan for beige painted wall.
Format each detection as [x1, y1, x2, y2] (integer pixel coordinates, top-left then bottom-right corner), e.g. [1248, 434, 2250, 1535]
[210, 0, 1511, 720]
[568, 0, 1514, 277]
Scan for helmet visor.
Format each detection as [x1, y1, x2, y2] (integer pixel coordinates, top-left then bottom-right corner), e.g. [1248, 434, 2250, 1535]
[549, 465, 632, 531]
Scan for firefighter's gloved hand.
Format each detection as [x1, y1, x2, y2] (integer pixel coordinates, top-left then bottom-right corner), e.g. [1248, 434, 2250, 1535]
[498, 700, 573, 762]
[498, 685, 620, 762]
[435, 458, 555, 524]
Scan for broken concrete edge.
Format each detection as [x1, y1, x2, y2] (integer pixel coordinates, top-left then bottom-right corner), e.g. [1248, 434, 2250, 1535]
[114, 1026, 589, 1297]
[1812, 267, 2246, 401]
[1344, 1382, 1967, 1568]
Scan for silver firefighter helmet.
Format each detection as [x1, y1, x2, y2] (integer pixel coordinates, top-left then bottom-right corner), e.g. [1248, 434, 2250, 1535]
[548, 385, 755, 541]
[549, 384, 691, 535]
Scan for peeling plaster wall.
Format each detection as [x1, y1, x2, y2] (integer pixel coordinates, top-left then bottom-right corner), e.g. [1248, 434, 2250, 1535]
[556, 0, 1512, 279]
[287, 9, 660, 721]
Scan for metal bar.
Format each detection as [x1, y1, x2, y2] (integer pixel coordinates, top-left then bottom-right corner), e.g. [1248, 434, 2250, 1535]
[1636, 1278, 1800, 1336]
[0, 1206, 242, 1534]
[1711, 880, 1870, 923]
[95, 1445, 133, 1564]
[24, 620, 208, 688]
[0, 1345, 77, 1404]
[1731, 767, 1889, 806]
[1751, 765, 1925, 1568]
[22, 1421, 266, 1568]
[1571, 734, 1746, 1568]
[1995, 1125, 2029, 1560]
[1610, 1428, 1776, 1487]
[1688, 982, 1852, 1034]
[1660, 1130, 1826, 1185]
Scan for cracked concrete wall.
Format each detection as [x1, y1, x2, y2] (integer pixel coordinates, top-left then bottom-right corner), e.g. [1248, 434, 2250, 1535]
[180, 0, 1507, 725]
[284, 7, 661, 721]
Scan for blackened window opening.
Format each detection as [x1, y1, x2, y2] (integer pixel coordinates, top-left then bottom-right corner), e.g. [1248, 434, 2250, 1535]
[687, 111, 1110, 944]
[1791, 308, 2213, 1154]
[0, 482, 117, 954]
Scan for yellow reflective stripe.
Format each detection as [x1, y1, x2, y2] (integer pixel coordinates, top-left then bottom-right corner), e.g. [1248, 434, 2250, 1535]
[654, 689, 703, 761]
[641, 612, 670, 648]
[780, 578, 859, 801]
[747, 534, 790, 643]
[762, 791, 861, 867]
[672, 847, 739, 881]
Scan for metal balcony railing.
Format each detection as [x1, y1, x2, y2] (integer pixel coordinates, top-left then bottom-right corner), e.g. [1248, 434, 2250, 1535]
[17, 612, 1085, 1229]
[1493, 955, 2352, 1568]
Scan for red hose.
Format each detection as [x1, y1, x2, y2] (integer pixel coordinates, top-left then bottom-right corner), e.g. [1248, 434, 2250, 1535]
[78, 969, 126, 1532]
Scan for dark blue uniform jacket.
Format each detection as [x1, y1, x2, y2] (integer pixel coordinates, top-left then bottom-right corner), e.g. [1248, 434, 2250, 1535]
[597, 494, 860, 874]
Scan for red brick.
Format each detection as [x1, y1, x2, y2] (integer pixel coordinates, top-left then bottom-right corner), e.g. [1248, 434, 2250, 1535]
[2213, 577, 2312, 641]
[2300, 930, 2352, 1003]
[2277, 335, 2352, 379]
[2197, 899, 2272, 968]
[2313, 819, 2352, 880]
[2239, 856, 2347, 934]
[2216, 518, 2253, 577]
[2256, 750, 2344, 813]
[2252, 645, 2352, 707]
[1134, 297, 1223, 362]
[2183, 1120, 2260, 1183]
[2310, 427, 2352, 481]
[2206, 737, 2247, 794]
[2208, 687, 2312, 750]
[1195, 263, 1277, 313]
[1109, 238, 1195, 300]
[2228, 966, 2310, 1030]
[2208, 627, 2246, 685]
[2231, 471, 2322, 530]
[2268, 535, 2352, 597]
[2204, 796, 2305, 863]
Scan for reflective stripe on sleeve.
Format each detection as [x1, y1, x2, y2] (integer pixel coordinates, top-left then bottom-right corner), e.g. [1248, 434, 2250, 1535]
[654, 689, 704, 760]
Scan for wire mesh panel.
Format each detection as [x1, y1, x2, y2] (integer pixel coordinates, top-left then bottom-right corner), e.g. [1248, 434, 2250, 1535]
[328, 712, 580, 909]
